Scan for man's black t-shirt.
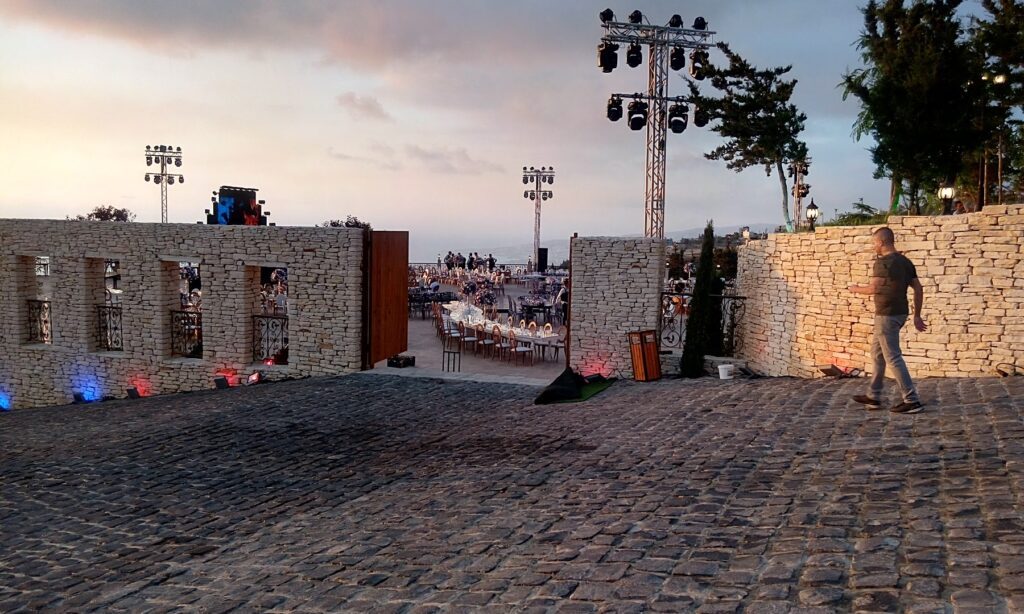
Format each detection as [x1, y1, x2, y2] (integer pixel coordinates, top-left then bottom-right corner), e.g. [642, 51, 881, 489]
[872, 252, 918, 316]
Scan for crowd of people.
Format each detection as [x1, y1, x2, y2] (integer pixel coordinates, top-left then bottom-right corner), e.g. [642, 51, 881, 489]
[439, 251, 498, 273]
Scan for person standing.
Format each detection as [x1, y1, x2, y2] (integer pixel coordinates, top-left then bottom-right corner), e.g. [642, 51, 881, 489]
[847, 227, 927, 414]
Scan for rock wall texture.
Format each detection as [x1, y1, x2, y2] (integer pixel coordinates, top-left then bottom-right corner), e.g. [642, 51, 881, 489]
[736, 204, 1024, 378]
[0, 220, 365, 409]
[569, 237, 665, 379]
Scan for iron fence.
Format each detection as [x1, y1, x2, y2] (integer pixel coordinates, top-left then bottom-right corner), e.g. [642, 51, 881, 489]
[658, 292, 747, 357]
[27, 299, 52, 344]
[170, 310, 203, 358]
[96, 305, 123, 351]
[253, 315, 288, 364]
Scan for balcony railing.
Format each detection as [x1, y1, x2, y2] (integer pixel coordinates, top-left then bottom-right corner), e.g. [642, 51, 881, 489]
[27, 299, 52, 344]
[96, 305, 123, 351]
[253, 315, 288, 364]
[659, 292, 747, 357]
[170, 310, 203, 358]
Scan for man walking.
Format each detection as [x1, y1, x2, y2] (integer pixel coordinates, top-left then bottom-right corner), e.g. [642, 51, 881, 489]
[847, 227, 927, 414]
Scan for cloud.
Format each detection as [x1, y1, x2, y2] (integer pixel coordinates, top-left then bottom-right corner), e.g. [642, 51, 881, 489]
[336, 92, 392, 121]
[404, 145, 501, 175]
[327, 147, 401, 171]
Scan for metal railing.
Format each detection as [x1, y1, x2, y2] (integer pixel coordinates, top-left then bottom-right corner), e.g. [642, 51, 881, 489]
[253, 315, 288, 364]
[27, 299, 52, 344]
[96, 305, 123, 351]
[170, 310, 203, 358]
[659, 292, 747, 357]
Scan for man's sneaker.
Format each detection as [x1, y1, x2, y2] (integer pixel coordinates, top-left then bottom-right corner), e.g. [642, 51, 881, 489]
[891, 401, 924, 414]
[853, 395, 881, 408]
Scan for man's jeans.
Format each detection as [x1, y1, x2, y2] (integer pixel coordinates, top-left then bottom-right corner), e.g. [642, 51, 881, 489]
[869, 315, 920, 403]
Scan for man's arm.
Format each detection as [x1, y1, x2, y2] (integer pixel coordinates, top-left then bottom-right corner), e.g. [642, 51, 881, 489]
[910, 278, 927, 331]
[848, 277, 883, 295]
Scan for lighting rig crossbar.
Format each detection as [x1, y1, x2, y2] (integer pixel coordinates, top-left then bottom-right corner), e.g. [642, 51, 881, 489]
[599, 10, 717, 239]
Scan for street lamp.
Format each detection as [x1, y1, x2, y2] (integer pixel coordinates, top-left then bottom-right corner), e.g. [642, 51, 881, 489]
[805, 200, 820, 231]
[937, 184, 956, 215]
[144, 144, 183, 223]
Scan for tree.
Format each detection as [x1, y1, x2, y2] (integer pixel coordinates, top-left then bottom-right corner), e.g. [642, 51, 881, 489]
[680, 222, 724, 377]
[842, 0, 986, 213]
[688, 42, 808, 232]
[320, 216, 372, 230]
[71, 205, 135, 222]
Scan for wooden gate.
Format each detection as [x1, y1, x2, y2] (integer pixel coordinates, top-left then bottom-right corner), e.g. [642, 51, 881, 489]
[362, 230, 409, 369]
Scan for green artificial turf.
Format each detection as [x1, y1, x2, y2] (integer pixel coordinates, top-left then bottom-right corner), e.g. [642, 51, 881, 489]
[552, 379, 616, 404]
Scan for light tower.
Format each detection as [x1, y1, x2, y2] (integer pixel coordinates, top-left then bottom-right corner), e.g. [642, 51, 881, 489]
[598, 9, 716, 238]
[522, 166, 554, 268]
[144, 145, 184, 223]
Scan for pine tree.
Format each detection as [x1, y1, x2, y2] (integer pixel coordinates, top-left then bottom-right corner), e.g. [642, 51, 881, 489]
[842, 0, 986, 213]
[680, 222, 723, 378]
[688, 43, 808, 232]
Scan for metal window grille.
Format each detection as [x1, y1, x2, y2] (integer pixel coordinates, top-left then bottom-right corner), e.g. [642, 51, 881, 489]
[170, 310, 203, 358]
[253, 315, 288, 364]
[96, 305, 123, 351]
[27, 299, 52, 344]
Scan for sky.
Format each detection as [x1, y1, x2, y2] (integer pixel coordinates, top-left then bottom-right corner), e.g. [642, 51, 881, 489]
[0, 1, 982, 261]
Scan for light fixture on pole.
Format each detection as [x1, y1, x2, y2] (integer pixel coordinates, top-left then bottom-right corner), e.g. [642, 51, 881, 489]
[937, 184, 956, 215]
[522, 165, 555, 269]
[805, 199, 820, 231]
[597, 8, 717, 238]
[144, 144, 184, 223]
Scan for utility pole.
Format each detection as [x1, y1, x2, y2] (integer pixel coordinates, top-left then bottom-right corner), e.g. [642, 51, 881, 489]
[522, 166, 554, 267]
[144, 145, 184, 223]
[598, 10, 715, 239]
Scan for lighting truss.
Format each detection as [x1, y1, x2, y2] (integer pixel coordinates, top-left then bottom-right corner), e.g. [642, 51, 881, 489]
[144, 144, 184, 223]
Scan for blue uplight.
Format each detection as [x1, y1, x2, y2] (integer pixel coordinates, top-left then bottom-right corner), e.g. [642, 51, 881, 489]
[0, 392, 10, 411]
[71, 371, 102, 404]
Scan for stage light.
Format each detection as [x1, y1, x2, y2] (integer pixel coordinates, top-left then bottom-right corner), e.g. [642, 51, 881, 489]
[179, 176, 184, 184]
[693, 16, 708, 30]
[167, 177, 175, 185]
[668, 104, 689, 134]
[127, 387, 141, 399]
[670, 47, 686, 71]
[146, 156, 152, 166]
[694, 105, 710, 128]
[246, 371, 264, 385]
[598, 41, 619, 73]
[628, 10, 643, 24]
[689, 50, 708, 80]
[145, 145, 151, 151]
[668, 14, 683, 27]
[523, 176, 529, 184]
[154, 175, 162, 184]
[0, 392, 10, 411]
[599, 8, 615, 23]
[213, 376, 231, 389]
[175, 159, 181, 167]
[145, 174, 151, 182]
[607, 95, 623, 121]
[176, 146, 181, 152]
[626, 43, 642, 68]
[627, 99, 649, 130]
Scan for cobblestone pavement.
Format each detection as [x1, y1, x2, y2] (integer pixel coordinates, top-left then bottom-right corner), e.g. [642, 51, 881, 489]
[2, 374, 1024, 613]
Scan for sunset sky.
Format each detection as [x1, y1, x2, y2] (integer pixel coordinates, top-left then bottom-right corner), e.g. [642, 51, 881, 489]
[0, 1, 984, 260]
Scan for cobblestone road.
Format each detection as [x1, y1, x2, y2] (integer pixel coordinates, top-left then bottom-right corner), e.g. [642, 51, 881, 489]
[2, 374, 1023, 613]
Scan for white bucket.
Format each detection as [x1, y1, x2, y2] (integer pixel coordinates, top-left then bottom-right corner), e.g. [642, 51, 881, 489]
[718, 364, 735, 380]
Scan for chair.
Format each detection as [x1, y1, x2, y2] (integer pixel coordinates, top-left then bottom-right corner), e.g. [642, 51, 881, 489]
[442, 327, 461, 372]
[551, 326, 566, 362]
[477, 323, 495, 357]
[506, 295, 518, 320]
[458, 321, 478, 354]
[493, 325, 511, 361]
[508, 329, 534, 366]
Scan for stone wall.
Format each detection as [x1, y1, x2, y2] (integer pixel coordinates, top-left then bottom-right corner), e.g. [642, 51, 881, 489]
[0, 220, 365, 409]
[736, 204, 1024, 378]
[569, 237, 665, 378]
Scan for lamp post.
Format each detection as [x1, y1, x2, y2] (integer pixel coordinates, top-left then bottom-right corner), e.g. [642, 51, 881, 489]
[805, 199, 820, 231]
[522, 166, 554, 268]
[144, 145, 184, 223]
[597, 9, 717, 238]
[937, 184, 956, 215]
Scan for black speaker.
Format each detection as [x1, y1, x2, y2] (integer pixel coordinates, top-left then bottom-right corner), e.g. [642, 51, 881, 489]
[537, 247, 548, 272]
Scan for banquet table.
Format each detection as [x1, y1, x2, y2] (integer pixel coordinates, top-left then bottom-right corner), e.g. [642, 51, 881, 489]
[442, 302, 562, 350]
